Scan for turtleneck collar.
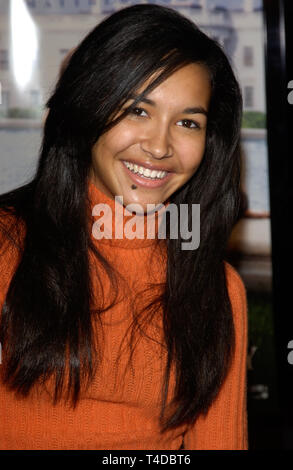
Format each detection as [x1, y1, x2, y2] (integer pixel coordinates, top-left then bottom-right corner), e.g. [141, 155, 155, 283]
[88, 181, 169, 249]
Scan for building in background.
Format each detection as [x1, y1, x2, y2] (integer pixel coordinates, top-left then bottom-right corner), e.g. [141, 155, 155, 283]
[0, 0, 265, 116]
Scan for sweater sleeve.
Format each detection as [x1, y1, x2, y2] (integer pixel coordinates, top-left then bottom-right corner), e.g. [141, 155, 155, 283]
[183, 263, 248, 450]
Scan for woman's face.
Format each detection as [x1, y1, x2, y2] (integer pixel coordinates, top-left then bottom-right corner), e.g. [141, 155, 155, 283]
[90, 63, 211, 212]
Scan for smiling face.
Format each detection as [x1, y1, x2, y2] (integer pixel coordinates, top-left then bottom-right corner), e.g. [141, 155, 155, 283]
[90, 63, 212, 212]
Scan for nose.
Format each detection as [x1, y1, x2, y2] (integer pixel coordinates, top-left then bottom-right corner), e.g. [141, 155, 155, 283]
[140, 123, 173, 159]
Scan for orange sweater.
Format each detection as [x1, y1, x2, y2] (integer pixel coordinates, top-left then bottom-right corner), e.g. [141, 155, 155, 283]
[0, 183, 248, 450]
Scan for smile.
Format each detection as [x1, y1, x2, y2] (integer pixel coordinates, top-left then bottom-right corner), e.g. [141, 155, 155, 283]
[122, 161, 168, 180]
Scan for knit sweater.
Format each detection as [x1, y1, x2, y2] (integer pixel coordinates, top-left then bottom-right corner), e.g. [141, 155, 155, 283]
[0, 183, 248, 450]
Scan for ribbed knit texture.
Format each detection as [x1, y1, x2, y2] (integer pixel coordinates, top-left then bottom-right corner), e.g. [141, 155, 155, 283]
[0, 183, 248, 450]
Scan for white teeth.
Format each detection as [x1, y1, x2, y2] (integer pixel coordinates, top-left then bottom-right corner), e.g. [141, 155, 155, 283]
[123, 161, 167, 179]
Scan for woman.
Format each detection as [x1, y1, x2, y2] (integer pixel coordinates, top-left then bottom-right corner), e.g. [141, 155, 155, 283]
[0, 4, 247, 450]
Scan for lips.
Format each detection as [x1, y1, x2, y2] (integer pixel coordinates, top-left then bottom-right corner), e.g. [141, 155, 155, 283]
[121, 160, 173, 189]
[121, 159, 173, 173]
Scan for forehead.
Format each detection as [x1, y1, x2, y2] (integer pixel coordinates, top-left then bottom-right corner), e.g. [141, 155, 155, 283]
[136, 63, 212, 109]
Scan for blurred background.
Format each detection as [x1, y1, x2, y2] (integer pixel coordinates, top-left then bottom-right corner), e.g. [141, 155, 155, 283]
[0, 0, 290, 449]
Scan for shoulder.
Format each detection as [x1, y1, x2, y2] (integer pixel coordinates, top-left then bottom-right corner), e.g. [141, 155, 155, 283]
[0, 210, 25, 305]
[0, 209, 25, 248]
[224, 262, 246, 298]
[224, 261, 247, 331]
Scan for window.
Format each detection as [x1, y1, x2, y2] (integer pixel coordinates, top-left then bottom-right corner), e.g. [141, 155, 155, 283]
[243, 46, 254, 66]
[1, 90, 10, 109]
[30, 90, 40, 106]
[0, 50, 9, 71]
[26, 0, 36, 7]
[244, 86, 254, 108]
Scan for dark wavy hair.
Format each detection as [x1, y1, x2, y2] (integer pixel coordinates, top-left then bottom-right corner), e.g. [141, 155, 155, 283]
[0, 4, 242, 431]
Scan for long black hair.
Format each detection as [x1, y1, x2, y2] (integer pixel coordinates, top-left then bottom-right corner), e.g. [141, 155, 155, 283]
[0, 4, 242, 431]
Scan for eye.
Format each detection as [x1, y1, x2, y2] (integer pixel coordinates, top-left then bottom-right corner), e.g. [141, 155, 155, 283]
[177, 119, 201, 130]
[129, 107, 148, 117]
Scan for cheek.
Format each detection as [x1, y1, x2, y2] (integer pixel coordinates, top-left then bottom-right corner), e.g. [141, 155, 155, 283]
[105, 123, 139, 155]
[92, 124, 134, 161]
[179, 138, 206, 173]
[92, 138, 114, 162]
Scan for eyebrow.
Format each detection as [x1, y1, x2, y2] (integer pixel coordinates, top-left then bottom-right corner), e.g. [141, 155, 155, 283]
[129, 95, 208, 116]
